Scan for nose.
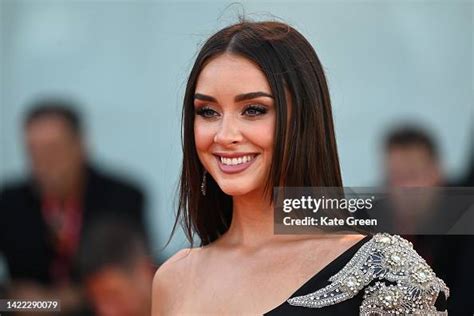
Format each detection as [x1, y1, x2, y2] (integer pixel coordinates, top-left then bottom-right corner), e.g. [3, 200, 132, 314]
[213, 114, 242, 145]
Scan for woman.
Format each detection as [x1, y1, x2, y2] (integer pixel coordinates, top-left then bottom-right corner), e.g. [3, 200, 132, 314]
[152, 21, 448, 315]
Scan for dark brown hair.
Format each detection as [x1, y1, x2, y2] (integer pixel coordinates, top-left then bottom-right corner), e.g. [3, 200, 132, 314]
[24, 98, 82, 136]
[385, 125, 439, 160]
[173, 21, 342, 246]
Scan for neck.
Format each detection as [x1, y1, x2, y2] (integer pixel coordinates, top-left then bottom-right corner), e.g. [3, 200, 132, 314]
[62, 172, 84, 200]
[42, 164, 85, 200]
[223, 188, 277, 248]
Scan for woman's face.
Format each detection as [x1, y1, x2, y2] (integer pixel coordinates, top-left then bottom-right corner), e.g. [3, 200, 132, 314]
[194, 53, 275, 197]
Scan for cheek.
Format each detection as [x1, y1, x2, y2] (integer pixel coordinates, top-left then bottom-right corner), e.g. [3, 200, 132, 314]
[194, 121, 216, 158]
[258, 119, 275, 175]
[245, 118, 275, 153]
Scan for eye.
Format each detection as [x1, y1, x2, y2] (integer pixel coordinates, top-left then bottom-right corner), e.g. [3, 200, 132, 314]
[243, 104, 268, 117]
[195, 106, 219, 119]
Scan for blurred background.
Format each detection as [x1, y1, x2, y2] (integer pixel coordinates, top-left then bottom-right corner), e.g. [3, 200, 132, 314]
[0, 0, 472, 315]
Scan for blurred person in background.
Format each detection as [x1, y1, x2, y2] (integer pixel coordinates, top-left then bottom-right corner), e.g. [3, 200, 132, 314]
[434, 135, 474, 315]
[459, 157, 473, 186]
[454, 130, 473, 187]
[78, 217, 153, 316]
[380, 125, 448, 234]
[0, 98, 148, 314]
[381, 124, 474, 314]
[384, 125, 445, 187]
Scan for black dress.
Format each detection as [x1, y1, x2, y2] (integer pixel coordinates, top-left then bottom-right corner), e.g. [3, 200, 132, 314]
[266, 234, 448, 315]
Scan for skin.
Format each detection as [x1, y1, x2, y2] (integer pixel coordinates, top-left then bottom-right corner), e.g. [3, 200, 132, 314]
[385, 145, 444, 224]
[85, 261, 152, 316]
[385, 145, 443, 187]
[25, 115, 86, 198]
[152, 53, 365, 315]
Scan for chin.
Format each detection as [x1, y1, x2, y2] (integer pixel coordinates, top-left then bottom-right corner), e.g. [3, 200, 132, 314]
[218, 185, 250, 197]
[215, 180, 257, 197]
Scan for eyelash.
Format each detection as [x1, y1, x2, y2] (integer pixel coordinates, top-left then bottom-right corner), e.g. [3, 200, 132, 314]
[195, 104, 268, 118]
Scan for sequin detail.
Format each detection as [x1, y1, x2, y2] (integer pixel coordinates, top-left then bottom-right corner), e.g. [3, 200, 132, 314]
[287, 234, 449, 315]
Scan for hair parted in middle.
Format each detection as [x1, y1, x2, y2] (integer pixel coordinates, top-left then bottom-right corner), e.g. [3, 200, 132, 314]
[174, 20, 342, 246]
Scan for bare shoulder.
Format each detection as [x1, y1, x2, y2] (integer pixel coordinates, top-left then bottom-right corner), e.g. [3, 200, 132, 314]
[153, 246, 202, 288]
[337, 233, 367, 248]
[311, 233, 367, 253]
[151, 247, 201, 315]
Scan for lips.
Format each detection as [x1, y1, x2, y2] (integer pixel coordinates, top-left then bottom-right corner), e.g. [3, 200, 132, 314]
[213, 153, 259, 174]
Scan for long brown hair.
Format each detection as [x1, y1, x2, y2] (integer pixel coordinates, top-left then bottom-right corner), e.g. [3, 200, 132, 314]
[173, 21, 342, 246]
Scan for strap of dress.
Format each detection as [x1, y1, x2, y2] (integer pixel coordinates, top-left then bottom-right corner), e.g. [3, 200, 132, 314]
[287, 234, 449, 315]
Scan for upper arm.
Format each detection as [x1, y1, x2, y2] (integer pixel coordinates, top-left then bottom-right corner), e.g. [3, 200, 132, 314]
[151, 267, 168, 316]
[151, 248, 193, 316]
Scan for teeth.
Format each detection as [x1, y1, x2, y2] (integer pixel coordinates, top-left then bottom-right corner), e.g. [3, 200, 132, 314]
[220, 155, 256, 166]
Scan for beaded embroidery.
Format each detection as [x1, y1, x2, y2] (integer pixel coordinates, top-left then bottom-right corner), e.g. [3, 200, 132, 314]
[287, 234, 449, 315]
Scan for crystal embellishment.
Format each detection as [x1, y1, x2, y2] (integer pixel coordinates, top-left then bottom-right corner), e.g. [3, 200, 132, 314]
[286, 234, 449, 315]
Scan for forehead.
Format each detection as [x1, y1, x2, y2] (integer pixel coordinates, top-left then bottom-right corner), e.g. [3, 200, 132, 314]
[195, 53, 271, 95]
[388, 145, 433, 163]
[25, 116, 75, 140]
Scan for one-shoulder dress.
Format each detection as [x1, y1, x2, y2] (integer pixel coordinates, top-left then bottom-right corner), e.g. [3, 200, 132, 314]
[266, 234, 449, 315]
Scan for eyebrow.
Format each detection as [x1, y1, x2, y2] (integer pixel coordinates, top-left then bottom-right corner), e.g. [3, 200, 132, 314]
[194, 91, 274, 103]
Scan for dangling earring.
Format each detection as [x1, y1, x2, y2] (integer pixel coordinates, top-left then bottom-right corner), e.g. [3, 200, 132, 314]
[201, 170, 207, 196]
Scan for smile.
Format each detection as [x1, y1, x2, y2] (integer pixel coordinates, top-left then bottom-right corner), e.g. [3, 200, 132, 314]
[214, 153, 259, 174]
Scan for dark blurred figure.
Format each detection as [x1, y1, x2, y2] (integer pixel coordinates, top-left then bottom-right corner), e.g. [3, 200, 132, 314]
[380, 126, 448, 232]
[384, 125, 444, 187]
[381, 125, 474, 315]
[0, 98, 148, 314]
[79, 217, 153, 316]
[459, 158, 473, 186]
[454, 133, 473, 187]
[434, 135, 474, 315]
